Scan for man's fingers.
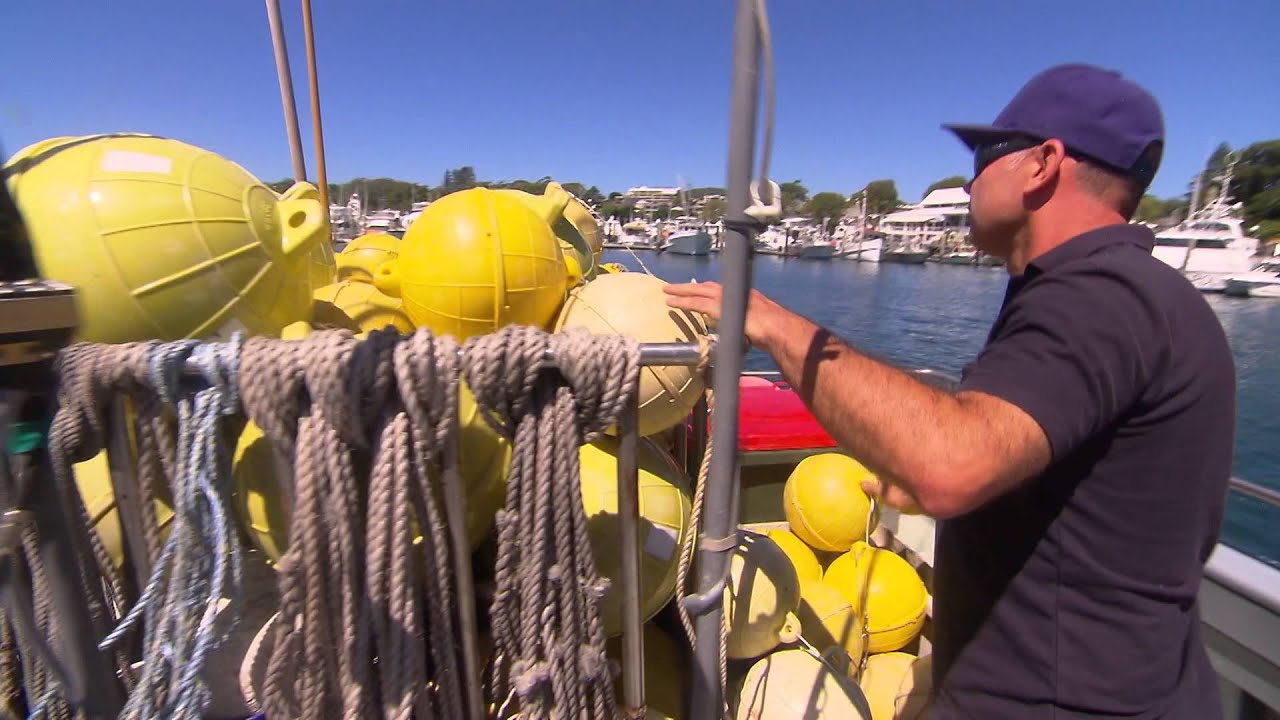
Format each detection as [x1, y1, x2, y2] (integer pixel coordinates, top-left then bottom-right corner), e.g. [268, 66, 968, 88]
[663, 282, 722, 298]
[665, 295, 721, 319]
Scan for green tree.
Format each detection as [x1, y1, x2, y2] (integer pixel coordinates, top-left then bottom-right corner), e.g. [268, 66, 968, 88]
[1234, 140, 1280, 232]
[699, 196, 727, 221]
[779, 180, 808, 216]
[857, 179, 901, 215]
[805, 192, 849, 231]
[267, 179, 293, 194]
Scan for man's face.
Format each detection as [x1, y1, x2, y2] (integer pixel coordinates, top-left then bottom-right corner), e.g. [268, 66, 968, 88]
[966, 139, 1035, 257]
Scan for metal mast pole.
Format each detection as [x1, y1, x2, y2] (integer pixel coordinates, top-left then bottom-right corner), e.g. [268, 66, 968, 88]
[264, 0, 308, 182]
[690, 0, 760, 715]
[300, 0, 330, 208]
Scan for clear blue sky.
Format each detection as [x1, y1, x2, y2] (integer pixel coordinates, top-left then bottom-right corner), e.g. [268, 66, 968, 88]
[3, 0, 1276, 202]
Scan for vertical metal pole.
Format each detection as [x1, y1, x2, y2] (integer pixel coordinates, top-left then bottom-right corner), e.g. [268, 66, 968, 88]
[264, 0, 308, 183]
[617, 387, 645, 718]
[105, 397, 152, 593]
[691, 0, 759, 715]
[440, 407, 484, 720]
[300, 0, 329, 209]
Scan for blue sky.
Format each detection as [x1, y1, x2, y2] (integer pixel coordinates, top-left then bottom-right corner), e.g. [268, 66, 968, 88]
[3, 0, 1276, 202]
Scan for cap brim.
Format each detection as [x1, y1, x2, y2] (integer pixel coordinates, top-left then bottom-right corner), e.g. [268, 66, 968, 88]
[941, 123, 1021, 151]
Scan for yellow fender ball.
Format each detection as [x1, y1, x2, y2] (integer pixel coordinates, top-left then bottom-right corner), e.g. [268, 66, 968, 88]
[312, 281, 414, 334]
[498, 183, 600, 281]
[797, 581, 866, 665]
[607, 623, 688, 719]
[858, 652, 930, 720]
[734, 648, 870, 719]
[599, 262, 627, 274]
[233, 382, 510, 561]
[4, 134, 327, 342]
[555, 273, 708, 437]
[336, 232, 400, 284]
[784, 453, 875, 552]
[580, 436, 692, 636]
[768, 529, 824, 586]
[726, 531, 803, 660]
[823, 543, 927, 654]
[373, 187, 568, 340]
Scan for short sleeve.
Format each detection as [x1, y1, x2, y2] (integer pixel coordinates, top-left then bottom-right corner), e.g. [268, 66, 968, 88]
[958, 265, 1157, 461]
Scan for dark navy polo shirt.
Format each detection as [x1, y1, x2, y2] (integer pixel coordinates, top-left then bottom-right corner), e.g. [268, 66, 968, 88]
[932, 223, 1235, 719]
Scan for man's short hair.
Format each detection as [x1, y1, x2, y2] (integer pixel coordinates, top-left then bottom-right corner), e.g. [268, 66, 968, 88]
[1074, 141, 1163, 220]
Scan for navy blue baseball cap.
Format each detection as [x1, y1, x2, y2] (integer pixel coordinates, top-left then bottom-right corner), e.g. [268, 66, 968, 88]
[943, 63, 1164, 186]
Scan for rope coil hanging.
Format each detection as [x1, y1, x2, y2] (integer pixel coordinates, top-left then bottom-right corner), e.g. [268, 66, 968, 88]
[464, 325, 638, 720]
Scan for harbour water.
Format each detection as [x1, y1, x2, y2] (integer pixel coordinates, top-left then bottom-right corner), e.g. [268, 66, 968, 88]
[603, 249, 1280, 567]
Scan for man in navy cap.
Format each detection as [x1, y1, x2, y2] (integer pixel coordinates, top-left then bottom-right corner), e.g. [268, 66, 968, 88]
[666, 63, 1233, 718]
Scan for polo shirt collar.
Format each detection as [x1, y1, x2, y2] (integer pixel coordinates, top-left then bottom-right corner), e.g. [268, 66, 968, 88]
[1026, 222, 1155, 275]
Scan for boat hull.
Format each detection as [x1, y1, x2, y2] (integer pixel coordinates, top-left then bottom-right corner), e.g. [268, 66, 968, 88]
[881, 249, 930, 264]
[663, 231, 712, 256]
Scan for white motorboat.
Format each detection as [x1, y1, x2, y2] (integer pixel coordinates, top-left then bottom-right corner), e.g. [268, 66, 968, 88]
[1152, 163, 1260, 292]
[1224, 258, 1280, 298]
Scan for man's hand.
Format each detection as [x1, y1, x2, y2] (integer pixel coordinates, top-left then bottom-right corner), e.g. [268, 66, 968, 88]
[862, 476, 925, 515]
[663, 281, 791, 350]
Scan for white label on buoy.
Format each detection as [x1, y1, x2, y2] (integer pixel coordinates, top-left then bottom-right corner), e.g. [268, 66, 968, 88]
[101, 150, 173, 174]
[645, 525, 679, 560]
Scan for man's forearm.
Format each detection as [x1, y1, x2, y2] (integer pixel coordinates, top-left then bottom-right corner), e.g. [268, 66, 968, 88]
[757, 312, 995, 517]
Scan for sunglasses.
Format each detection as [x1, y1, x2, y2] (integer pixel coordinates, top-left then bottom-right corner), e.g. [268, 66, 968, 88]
[971, 136, 1044, 178]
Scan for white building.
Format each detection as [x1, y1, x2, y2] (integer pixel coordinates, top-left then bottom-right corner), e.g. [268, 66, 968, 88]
[624, 186, 680, 209]
[877, 187, 970, 250]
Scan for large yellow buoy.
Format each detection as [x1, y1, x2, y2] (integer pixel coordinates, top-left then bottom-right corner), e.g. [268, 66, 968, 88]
[234, 382, 510, 560]
[858, 652, 931, 720]
[4, 133, 327, 343]
[336, 232, 400, 284]
[797, 580, 866, 664]
[580, 436, 692, 636]
[373, 187, 568, 340]
[312, 281, 414, 334]
[74, 450, 174, 568]
[784, 454, 876, 552]
[768, 528, 824, 586]
[734, 648, 870, 719]
[606, 623, 688, 719]
[823, 543, 927, 654]
[555, 273, 708, 437]
[725, 531, 802, 660]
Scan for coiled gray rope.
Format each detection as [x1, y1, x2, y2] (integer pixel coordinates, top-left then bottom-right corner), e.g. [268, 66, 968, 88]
[463, 325, 639, 720]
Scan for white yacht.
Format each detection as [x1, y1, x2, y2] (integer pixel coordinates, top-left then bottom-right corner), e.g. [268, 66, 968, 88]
[1152, 164, 1259, 292]
[1224, 258, 1280, 298]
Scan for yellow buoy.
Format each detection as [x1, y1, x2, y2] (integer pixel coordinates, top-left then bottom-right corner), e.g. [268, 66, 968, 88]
[373, 187, 568, 340]
[784, 453, 875, 552]
[336, 232, 400, 284]
[234, 382, 510, 561]
[797, 581, 866, 664]
[75, 450, 174, 568]
[734, 648, 870, 719]
[555, 273, 708, 437]
[312, 281, 414, 334]
[599, 262, 627, 274]
[823, 543, 927, 654]
[4, 133, 327, 342]
[498, 183, 597, 284]
[858, 652, 930, 720]
[726, 531, 803, 660]
[580, 436, 692, 636]
[606, 623, 688, 719]
[768, 529, 824, 586]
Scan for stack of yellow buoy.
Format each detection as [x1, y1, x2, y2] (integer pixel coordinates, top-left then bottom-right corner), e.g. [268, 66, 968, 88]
[729, 452, 932, 719]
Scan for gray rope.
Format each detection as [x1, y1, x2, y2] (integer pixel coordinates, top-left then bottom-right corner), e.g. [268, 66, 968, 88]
[463, 325, 639, 720]
[101, 337, 245, 719]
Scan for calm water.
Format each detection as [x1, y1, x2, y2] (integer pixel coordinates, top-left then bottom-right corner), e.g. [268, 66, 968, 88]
[603, 249, 1280, 567]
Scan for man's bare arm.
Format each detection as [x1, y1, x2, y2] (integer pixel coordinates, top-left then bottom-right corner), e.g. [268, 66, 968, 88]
[666, 282, 1050, 518]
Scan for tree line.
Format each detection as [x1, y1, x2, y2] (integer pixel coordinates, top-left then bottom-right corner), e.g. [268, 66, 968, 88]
[268, 139, 1279, 241]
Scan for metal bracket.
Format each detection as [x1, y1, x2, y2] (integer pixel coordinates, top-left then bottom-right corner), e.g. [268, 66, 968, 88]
[0, 280, 78, 367]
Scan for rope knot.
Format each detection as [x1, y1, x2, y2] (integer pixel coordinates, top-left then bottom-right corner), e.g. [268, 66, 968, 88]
[551, 327, 640, 441]
[510, 659, 551, 698]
